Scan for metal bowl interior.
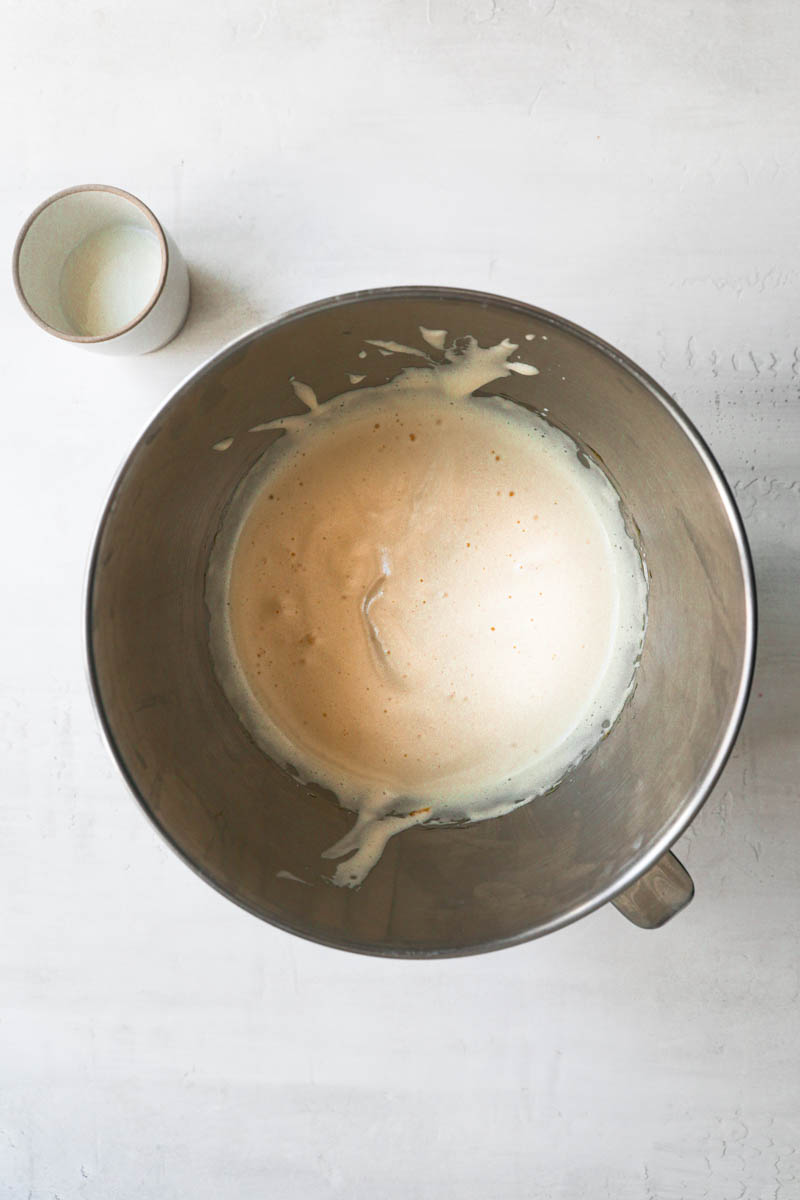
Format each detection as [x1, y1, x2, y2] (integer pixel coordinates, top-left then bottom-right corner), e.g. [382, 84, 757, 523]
[86, 287, 755, 957]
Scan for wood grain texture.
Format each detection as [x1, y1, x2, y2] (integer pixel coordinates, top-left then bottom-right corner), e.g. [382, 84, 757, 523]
[1, 0, 797, 1196]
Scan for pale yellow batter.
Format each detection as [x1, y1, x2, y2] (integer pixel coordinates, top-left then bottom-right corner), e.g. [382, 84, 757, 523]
[208, 336, 647, 886]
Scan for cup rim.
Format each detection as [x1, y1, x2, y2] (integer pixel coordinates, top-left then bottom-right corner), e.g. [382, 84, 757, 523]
[11, 183, 170, 344]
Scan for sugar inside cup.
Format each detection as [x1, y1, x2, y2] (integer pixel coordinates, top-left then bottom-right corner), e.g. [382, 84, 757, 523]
[12, 184, 190, 355]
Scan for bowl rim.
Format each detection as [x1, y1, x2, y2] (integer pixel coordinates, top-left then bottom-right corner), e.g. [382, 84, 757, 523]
[84, 285, 758, 958]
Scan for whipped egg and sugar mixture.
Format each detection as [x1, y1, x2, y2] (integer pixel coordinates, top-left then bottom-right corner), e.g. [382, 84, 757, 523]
[207, 331, 647, 886]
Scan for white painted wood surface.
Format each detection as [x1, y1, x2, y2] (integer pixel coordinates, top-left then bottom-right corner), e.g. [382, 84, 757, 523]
[2, 2, 797, 1196]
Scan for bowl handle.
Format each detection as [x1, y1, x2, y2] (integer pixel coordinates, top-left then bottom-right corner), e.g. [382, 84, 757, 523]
[611, 850, 694, 929]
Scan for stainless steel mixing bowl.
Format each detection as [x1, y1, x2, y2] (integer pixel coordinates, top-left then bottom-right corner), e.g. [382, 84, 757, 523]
[86, 287, 756, 956]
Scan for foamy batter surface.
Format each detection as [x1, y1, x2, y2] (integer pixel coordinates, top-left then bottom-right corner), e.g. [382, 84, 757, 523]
[208, 337, 647, 886]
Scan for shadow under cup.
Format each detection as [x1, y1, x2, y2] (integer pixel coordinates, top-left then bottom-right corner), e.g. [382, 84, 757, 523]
[86, 289, 755, 956]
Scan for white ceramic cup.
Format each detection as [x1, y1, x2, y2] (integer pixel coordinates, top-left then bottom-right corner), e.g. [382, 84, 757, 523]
[12, 184, 190, 355]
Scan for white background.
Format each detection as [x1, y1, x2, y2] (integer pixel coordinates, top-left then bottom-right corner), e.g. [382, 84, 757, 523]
[2, 1, 798, 1196]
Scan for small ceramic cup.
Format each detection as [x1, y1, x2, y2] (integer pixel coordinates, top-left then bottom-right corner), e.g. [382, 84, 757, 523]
[12, 184, 190, 355]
